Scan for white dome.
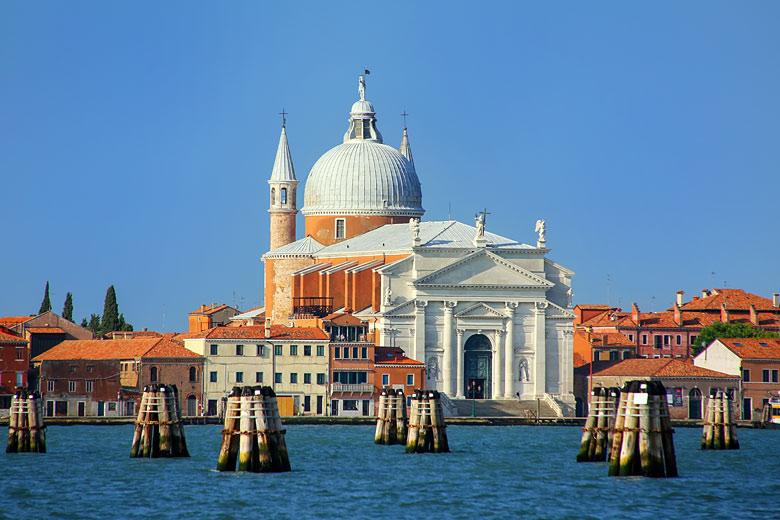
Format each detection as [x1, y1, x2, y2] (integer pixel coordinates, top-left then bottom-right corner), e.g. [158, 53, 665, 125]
[351, 100, 375, 115]
[302, 141, 424, 216]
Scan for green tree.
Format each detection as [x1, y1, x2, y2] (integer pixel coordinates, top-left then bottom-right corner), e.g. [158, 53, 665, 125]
[87, 314, 101, 336]
[39, 281, 52, 314]
[693, 322, 779, 356]
[62, 292, 74, 322]
[117, 313, 133, 332]
[80, 317, 88, 328]
[100, 285, 119, 334]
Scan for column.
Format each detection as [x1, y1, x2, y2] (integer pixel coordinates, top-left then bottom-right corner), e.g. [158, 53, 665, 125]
[456, 329, 465, 398]
[493, 329, 505, 399]
[442, 301, 456, 396]
[561, 329, 574, 399]
[534, 301, 548, 397]
[413, 300, 427, 362]
[504, 302, 517, 398]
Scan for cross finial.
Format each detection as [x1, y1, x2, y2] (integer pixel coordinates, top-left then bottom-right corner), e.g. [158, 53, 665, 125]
[479, 208, 491, 224]
[401, 111, 409, 128]
[279, 108, 288, 127]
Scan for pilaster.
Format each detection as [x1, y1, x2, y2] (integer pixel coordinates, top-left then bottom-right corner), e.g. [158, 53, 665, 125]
[534, 301, 548, 397]
[442, 301, 456, 396]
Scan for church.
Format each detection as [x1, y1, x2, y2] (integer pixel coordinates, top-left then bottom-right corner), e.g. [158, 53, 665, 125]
[262, 76, 575, 406]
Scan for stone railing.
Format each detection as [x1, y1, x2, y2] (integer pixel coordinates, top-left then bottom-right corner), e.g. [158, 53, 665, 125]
[330, 383, 374, 394]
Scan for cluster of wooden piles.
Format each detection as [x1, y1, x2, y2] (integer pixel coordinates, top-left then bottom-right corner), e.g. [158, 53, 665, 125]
[701, 389, 739, 450]
[608, 380, 678, 478]
[374, 387, 407, 445]
[6, 389, 46, 453]
[577, 386, 619, 462]
[406, 390, 449, 454]
[216, 386, 290, 473]
[130, 384, 189, 458]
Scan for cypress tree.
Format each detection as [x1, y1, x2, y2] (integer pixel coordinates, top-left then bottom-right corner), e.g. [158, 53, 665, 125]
[101, 285, 119, 334]
[39, 281, 52, 314]
[80, 317, 88, 328]
[87, 314, 101, 336]
[62, 292, 74, 322]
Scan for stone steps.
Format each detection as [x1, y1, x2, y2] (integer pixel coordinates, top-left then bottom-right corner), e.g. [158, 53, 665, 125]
[450, 398, 557, 418]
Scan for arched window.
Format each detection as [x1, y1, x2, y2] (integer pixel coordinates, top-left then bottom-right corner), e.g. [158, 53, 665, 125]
[189, 366, 197, 382]
[270, 188, 275, 205]
[281, 187, 287, 204]
[150, 366, 158, 382]
[689, 388, 702, 419]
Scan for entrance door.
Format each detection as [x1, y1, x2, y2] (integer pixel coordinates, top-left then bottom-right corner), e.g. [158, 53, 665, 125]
[316, 396, 323, 415]
[187, 395, 197, 416]
[742, 397, 752, 420]
[332, 400, 339, 416]
[78, 402, 85, 417]
[97, 401, 104, 416]
[464, 334, 492, 399]
[689, 388, 702, 419]
[208, 399, 217, 416]
[362, 399, 370, 416]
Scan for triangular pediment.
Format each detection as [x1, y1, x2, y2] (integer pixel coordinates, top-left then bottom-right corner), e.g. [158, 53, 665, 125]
[414, 249, 553, 289]
[384, 300, 416, 316]
[545, 301, 576, 320]
[454, 302, 506, 319]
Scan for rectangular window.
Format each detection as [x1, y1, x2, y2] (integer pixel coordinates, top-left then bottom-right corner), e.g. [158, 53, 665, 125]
[108, 402, 117, 412]
[210, 371, 218, 383]
[304, 373, 312, 384]
[304, 345, 311, 356]
[47, 380, 55, 392]
[235, 372, 244, 383]
[290, 345, 298, 356]
[642, 334, 648, 345]
[628, 334, 634, 342]
[86, 365, 93, 373]
[86, 381, 94, 392]
[663, 335, 671, 346]
[274, 345, 283, 356]
[69, 381, 76, 392]
[275, 372, 282, 384]
[343, 347, 350, 359]
[352, 347, 358, 358]
[361, 347, 367, 359]
[406, 374, 414, 386]
[317, 373, 326, 384]
[334, 347, 341, 358]
[690, 335, 697, 346]
[773, 370, 779, 383]
[654, 336, 663, 350]
[742, 369, 750, 382]
[255, 372, 263, 383]
[343, 399, 358, 411]
[317, 345, 325, 356]
[70, 365, 76, 373]
[256, 344, 264, 356]
[235, 344, 244, 356]
[16, 372, 22, 386]
[763, 369, 770, 383]
[676, 335, 682, 345]
[16, 347, 24, 361]
[210, 344, 218, 356]
[335, 218, 346, 239]
[290, 373, 298, 384]
[382, 374, 389, 386]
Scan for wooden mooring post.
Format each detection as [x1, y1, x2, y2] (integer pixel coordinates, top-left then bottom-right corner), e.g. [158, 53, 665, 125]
[577, 386, 619, 462]
[130, 384, 189, 458]
[6, 389, 46, 454]
[216, 385, 290, 473]
[374, 387, 407, 445]
[701, 389, 739, 450]
[607, 380, 677, 478]
[406, 390, 449, 454]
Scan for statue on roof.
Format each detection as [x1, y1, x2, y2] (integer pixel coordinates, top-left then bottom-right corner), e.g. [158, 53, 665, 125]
[535, 219, 546, 243]
[475, 213, 485, 237]
[358, 75, 366, 101]
[409, 217, 420, 242]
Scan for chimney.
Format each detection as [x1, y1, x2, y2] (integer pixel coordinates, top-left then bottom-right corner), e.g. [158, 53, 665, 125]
[750, 304, 759, 326]
[601, 333, 609, 346]
[264, 317, 271, 339]
[674, 303, 683, 327]
[720, 303, 729, 323]
[774, 293, 779, 308]
[142, 328, 147, 332]
[676, 290, 684, 307]
[692, 296, 699, 302]
[702, 289, 709, 299]
[632, 303, 640, 324]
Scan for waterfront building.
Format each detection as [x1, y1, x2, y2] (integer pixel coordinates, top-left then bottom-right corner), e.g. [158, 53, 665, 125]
[0, 327, 29, 409]
[261, 76, 574, 409]
[694, 337, 780, 421]
[32, 337, 203, 417]
[184, 324, 329, 416]
[574, 289, 780, 361]
[579, 357, 739, 419]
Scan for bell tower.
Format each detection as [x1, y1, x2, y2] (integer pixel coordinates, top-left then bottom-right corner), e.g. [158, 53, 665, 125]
[268, 116, 298, 251]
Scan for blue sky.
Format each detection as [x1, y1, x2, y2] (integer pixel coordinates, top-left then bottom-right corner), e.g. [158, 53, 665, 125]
[2, 1, 778, 331]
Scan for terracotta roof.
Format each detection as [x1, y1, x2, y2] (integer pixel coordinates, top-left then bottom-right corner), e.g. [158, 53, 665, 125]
[189, 304, 235, 316]
[575, 330, 634, 347]
[0, 316, 32, 327]
[680, 289, 779, 312]
[0, 329, 27, 343]
[32, 337, 202, 361]
[593, 358, 735, 379]
[321, 313, 367, 326]
[374, 347, 424, 365]
[716, 338, 780, 360]
[26, 327, 65, 334]
[574, 304, 613, 310]
[573, 352, 588, 368]
[188, 325, 328, 341]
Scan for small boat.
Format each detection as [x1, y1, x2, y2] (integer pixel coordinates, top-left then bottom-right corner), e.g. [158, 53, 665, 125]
[760, 394, 780, 428]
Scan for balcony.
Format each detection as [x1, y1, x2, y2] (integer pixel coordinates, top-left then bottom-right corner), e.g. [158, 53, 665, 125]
[292, 297, 333, 318]
[330, 383, 374, 394]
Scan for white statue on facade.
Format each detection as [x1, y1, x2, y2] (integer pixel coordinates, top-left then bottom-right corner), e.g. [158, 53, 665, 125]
[409, 217, 420, 241]
[518, 357, 530, 381]
[566, 287, 573, 308]
[535, 219, 546, 242]
[427, 356, 440, 381]
[358, 75, 366, 101]
[475, 213, 485, 237]
[384, 285, 392, 306]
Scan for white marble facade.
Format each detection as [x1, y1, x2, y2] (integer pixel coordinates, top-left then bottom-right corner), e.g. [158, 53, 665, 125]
[359, 243, 575, 403]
